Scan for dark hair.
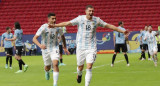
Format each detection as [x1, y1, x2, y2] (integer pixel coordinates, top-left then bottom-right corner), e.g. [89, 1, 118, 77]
[148, 25, 152, 27]
[86, 5, 94, 10]
[48, 13, 56, 18]
[6, 27, 10, 30]
[14, 22, 21, 29]
[118, 21, 123, 26]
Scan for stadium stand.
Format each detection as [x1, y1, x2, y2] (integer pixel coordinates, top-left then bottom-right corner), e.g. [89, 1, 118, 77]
[0, 0, 160, 35]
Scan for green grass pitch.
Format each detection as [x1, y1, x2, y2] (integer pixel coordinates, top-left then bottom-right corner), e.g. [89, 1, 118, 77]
[0, 53, 160, 86]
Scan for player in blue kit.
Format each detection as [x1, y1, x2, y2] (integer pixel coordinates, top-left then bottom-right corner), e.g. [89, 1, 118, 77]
[1, 27, 13, 69]
[111, 21, 130, 67]
[5, 22, 28, 73]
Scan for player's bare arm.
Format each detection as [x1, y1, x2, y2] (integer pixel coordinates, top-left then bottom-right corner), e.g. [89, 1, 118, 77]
[105, 24, 129, 35]
[1, 40, 3, 51]
[33, 35, 46, 49]
[48, 21, 72, 28]
[5, 37, 16, 41]
[61, 34, 70, 55]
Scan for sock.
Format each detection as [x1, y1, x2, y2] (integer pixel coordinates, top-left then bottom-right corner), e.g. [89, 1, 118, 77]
[124, 54, 129, 64]
[18, 60, 22, 70]
[154, 54, 158, 62]
[142, 52, 146, 59]
[19, 59, 25, 65]
[85, 69, 92, 86]
[53, 72, 59, 85]
[148, 52, 150, 58]
[77, 67, 82, 76]
[140, 52, 143, 59]
[6, 56, 9, 65]
[9, 56, 12, 67]
[112, 54, 117, 64]
[60, 59, 63, 63]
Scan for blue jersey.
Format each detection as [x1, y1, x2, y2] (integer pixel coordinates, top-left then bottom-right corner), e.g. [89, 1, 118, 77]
[114, 26, 126, 44]
[70, 15, 107, 50]
[137, 34, 142, 45]
[14, 29, 23, 46]
[1, 32, 13, 48]
[140, 31, 147, 44]
[69, 43, 75, 48]
[31, 44, 37, 49]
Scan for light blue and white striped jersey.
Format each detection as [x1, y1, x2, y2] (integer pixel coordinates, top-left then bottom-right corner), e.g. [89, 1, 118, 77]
[36, 23, 63, 52]
[1, 32, 13, 48]
[140, 30, 147, 44]
[70, 15, 107, 50]
[114, 26, 126, 44]
[144, 31, 157, 45]
[14, 29, 23, 46]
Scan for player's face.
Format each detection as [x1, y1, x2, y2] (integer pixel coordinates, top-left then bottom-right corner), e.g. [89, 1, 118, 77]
[148, 26, 152, 32]
[85, 8, 94, 18]
[7, 29, 11, 33]
[144, 26, 148, 30]
[48, 16, 56, 24]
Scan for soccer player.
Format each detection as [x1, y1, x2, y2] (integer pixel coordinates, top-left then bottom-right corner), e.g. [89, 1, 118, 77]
[136, 29, 143, 60]
[144, 25, 159, 66]
[49, 5, 129, 86]
[5, 22, 28, 73]
[140, 26, 151, 60]
[32, 13, 70, 86]
[58, 32, 66, 66]
[1, 27, 13, 69]
[111, 21, 129, 67]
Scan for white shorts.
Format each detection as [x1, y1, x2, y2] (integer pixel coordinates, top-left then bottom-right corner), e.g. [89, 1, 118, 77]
[42, 49, 60, 66]
[76, 49, 97, 66]
[148, 45, 158, 55]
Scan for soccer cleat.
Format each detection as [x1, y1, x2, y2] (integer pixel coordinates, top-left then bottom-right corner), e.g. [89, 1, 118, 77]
[154, 62, 157, 67]
[111, 64, 114, 67]
[15, 70, 23, 73]
[59, 63, 66, 66]
[5, 64, 8, 69]
[45, 71, 50, 80]
[77, 75, 82, 83]
[127, 64, 130, 66]
[148, 58, 151, 61]
[54, 84, 57, 86]
[9, 67, 12, 69]
[24, 65, 28, 72]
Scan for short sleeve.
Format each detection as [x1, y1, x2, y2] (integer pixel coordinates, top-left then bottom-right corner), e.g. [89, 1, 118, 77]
[36, 25, 45, 36]
[98, 17, 107, 27]
[1, 34, 5, 41]
[14, 30, 18, 38]
[70, 16, 81, 26]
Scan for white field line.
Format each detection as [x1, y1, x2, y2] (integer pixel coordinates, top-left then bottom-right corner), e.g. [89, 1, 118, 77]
[73, 60, 124, 73]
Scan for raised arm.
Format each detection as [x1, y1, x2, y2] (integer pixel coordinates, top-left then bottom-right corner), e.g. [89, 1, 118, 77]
[49, 21, 72, 28]
[105, 24, 125, 34]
